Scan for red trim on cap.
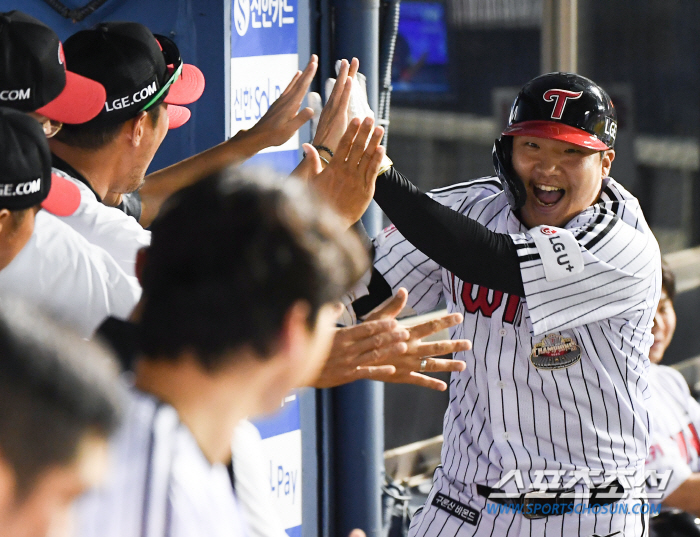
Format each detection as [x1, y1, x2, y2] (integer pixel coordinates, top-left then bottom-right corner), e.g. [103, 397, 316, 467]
[166, 104, 191, 129]
[41, 173, 81, 217]
[501, 120, 610, 151]
[164, 64, 205, 105]
[36, 70, 107, 124]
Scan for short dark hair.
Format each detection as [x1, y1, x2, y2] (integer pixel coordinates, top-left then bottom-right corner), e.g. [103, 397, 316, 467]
[53, 105, 162, 150]
[0, 301, 123, 497]
[661, 259, 676, 302]
[139, 167, 369, 368]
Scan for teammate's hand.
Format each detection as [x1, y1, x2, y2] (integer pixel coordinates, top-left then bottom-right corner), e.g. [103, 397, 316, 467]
[312, 58, 358, 154]
[362, 289, 470, 391]
[311, 318, 407, 389]
[308, 117, 385, 228]
[246, 55, 318, 148]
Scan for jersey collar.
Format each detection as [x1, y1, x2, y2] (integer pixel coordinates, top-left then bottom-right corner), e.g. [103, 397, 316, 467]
[51, 153, 103, 203]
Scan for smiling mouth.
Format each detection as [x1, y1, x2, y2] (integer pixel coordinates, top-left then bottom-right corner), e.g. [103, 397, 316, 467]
[533, 184, 565, 207]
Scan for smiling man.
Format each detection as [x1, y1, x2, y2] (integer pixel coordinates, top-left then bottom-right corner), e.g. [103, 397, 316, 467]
[325, 72, 661, 536]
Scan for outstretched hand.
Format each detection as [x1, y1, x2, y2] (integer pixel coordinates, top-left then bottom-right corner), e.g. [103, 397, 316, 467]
[311, 289, 470, 391]
[363, 291, 470, 391]
[247, 55, 318, 148]
[308, 117, 385, 228]
[312, 58, 359, 154]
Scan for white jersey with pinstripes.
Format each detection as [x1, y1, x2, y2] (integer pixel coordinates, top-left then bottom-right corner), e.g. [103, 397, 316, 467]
[645, 364, 700, 507]
[74, 387, 247, 537]
[367, 177, 660, 537]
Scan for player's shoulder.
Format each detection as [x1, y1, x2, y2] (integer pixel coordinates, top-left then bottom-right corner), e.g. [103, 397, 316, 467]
[428, 176, 504, 212]
[429, 176, 503, 198]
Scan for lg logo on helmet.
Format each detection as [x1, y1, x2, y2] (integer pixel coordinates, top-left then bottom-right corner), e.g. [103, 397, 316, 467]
[604, 117, 617, 144]
[543, 89, 583, 119]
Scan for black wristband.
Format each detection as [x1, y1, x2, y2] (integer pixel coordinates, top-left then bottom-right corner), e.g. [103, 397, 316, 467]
[314, 145, 334, 158]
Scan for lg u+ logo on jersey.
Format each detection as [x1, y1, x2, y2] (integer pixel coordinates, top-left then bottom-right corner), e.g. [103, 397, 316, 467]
[543, 89, 583, 119]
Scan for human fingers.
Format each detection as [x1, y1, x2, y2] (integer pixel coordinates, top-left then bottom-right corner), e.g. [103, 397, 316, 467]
[408, 313, 464, 340]
[326, 59, 350, 106]
[344, 329, 409, 359]
[411, 356, 466, 374]
[287, 106, 315, 133]
[332, 319, 400, 345]
[354, 365, 398, 382]
[334, 117, 362, 161]
[410, 339, 472, 358]
[365, 288, 408, 321]
[347, 117, 375, 165]
[284, 55, 318, 101]
[370, 370, 448, 391]
[348, 57, 359, 79]
[358, 126, 385, 178]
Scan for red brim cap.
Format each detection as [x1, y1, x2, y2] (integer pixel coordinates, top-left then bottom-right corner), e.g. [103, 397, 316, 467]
[167, 104, 191, 129]
[41, 173, 81, 217]
[35, 71, 107, 125]
[502, 120, 610, 151]
[165, 64, 205, 105]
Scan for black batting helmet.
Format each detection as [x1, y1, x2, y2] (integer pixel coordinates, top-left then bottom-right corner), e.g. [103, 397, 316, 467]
[493, 72, 617, 209]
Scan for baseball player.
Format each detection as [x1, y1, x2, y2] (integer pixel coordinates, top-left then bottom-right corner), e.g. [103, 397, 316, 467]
[73, 167, 369, 537]
[326, 72, 661, 536]
[0, 107, 140, 337]
[0, 300, 122, 537]
[644, 262, 700, 536]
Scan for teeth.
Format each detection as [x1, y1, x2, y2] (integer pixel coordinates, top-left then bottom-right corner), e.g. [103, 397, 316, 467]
[536, 184, 563, 192]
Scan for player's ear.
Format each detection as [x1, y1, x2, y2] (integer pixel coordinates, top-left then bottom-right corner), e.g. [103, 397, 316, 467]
[0, 209, 12, 236]
[127, 112, 149, 147]
[601, 149, 615, 178]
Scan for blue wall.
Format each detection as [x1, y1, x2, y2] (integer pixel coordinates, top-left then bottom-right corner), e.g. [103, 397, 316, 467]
[0, 0, 228, 175]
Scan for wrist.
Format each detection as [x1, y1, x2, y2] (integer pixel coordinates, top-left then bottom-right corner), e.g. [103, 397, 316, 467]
[231, 128, 268, 158]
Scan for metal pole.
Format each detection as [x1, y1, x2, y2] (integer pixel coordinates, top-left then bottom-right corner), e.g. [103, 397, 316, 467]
[541, 0, 578, 73]
[331, 4, 384, 536]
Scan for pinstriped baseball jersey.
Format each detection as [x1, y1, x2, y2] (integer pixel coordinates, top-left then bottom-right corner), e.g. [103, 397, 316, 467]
[365, 176, 660, 536]
[645, 364, 700, 506]
[74, 387, 247, 537]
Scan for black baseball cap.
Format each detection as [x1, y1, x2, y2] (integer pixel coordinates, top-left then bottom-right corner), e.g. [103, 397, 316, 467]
[63, 22, 205, 129]
[0, 11, 107, 124]
[0, 107, 80, 216]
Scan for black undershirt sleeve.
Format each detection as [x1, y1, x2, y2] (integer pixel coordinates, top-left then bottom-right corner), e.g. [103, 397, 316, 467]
[371, 167, 525, 298]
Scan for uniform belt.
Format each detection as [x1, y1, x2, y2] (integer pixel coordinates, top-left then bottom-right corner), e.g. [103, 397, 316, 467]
[476, 480, 625, 520]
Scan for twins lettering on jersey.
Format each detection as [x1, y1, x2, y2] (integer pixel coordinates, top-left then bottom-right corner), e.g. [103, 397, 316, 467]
[104, 81, 158, 112]
[453, 278, 521, 325]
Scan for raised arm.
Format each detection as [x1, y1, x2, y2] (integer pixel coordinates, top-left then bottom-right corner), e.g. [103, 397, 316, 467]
[137, 55, 319, 226]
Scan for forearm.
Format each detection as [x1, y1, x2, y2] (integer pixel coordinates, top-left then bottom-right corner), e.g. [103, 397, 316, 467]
[663, 474, 700, 516]
[139, 129, 267, 226]
[374, 167, 524, 296]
